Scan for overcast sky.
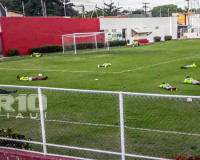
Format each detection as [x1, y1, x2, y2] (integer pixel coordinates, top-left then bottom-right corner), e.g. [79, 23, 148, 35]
[71, 0, 188, 11]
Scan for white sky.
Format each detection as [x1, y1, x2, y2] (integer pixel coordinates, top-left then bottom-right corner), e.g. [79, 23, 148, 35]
[71, 0, 188, 11]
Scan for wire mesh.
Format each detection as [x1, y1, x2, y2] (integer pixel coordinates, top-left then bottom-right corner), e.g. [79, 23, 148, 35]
[123, 93, 200, 159]
[0, 86, 43, 152]
[42, 88, 121, 159]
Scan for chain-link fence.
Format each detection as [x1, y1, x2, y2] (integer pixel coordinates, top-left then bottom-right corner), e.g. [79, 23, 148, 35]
[1, 84, 199, 160]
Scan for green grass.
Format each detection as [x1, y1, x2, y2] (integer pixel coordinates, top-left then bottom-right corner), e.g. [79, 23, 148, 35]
[1, 39, 200, 159]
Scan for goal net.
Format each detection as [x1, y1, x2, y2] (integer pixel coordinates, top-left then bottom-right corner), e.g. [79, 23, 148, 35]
[62, 32, 109, 54]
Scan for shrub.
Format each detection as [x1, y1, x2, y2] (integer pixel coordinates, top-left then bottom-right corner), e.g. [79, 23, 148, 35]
[64, 42, 104, 51]
[30, 45, 62, 54]
[6, 49, 19, 57]
[154, 36, 161, 42]
[0, 128, 32, 150]
[162, 155, 200, 160]
[109, 40, 127, 47]
[164, 35, 172, 41]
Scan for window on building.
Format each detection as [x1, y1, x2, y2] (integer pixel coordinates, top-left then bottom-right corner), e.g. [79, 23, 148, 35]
[112, 29, 117, 32]
[155, 26, 159, 29]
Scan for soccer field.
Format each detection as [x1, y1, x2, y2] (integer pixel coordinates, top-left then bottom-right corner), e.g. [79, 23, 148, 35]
[1, 39, 200, 159]
[1, 39, 200, 95]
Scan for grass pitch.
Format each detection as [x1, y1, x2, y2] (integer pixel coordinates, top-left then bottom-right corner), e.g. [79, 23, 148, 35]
[1, 39, 200, 95]
[1, 39, 200, 159]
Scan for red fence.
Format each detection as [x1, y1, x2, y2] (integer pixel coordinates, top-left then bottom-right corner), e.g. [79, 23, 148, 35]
[0, 17, 100, 56]
[0, 148, 80, 160]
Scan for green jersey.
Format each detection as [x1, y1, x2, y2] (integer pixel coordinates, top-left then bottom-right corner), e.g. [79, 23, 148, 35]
[184, 78, 194, 84]
[19, 77, 29, 81]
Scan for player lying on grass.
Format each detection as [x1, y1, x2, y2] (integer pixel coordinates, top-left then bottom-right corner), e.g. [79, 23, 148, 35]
[158, 82, 177, 91]
[0, 89, 17, 94]
[183, 76, 200, 85]
[17, 76, 48, 81]
[181, 63, 196, 69]
[98, 63, 112, 68]
[31, 52, 43, 58]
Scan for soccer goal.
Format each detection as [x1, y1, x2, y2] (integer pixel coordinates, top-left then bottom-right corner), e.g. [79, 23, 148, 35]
[62, 32, 109, 54]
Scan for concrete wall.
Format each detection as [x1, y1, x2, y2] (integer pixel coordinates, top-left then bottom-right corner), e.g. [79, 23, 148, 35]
[100, 17, 178, 43]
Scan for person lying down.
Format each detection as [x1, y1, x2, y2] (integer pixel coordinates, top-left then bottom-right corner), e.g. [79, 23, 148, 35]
[181, 63, 196, 69]
[158, 82, 177, 91]
[183, 76, 200, 85]
[17, 76, 48, 81]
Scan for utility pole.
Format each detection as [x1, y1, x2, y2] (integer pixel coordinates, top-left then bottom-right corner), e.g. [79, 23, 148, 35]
[142, 2, 149, 16]
[168, 8, 170, 17]
[44, 2, 47, 17]
[103, 0, 105, 17]
[186, 0, 190, 25]
[63, 0, 71, 17]
[22, 1, 25, 17]
[117, 1, 119, 17]
[78, 5, 85, 18]
[160, 8, 162, 17]
[41, 0, 45, 17]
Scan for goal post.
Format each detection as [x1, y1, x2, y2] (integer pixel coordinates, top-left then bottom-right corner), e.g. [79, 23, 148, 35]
[62, 32, 109, 54]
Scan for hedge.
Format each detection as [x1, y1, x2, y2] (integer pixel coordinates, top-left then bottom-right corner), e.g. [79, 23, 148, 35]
[7, 49, 19, 57]
[64, 42, 104, 51]
[0, 128, 32, 150]
[30, 45, 62, 54]
[164, 35, 172, 41]
[154, 36, 161, 42]
[109, 40, 126, 47]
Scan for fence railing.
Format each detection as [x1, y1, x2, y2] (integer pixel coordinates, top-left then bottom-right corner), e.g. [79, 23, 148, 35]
[1, 84, 200, 160]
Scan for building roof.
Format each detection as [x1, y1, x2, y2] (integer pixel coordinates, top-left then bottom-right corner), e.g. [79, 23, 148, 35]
[7, 11, 23, 17]
[99, 15, 128, 18]
[132, 28, 152, 35]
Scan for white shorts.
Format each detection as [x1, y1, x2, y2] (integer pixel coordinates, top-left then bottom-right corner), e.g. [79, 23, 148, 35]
[28, 77, 33, 81]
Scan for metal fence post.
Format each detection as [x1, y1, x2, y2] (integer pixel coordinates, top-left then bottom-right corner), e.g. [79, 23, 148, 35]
[119, 92, 125, 160]
[38, 87, 47, 155]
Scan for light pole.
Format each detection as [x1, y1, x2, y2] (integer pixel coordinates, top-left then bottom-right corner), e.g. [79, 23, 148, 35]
[63, 0, 70, 17]
[186, 0, 190, 26]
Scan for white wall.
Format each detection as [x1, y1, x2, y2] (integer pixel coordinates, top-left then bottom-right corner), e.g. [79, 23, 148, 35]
[100, 17, 178, 43]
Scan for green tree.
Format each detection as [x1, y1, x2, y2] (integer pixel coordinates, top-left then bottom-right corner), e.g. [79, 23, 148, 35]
[0, 0, 79, 17]
[132, 9, 144, 14]
[104, 2, 121, 16]
[152, 4, 183, 17]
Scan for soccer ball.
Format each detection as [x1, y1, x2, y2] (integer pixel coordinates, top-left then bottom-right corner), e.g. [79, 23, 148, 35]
[187, 98, 192, 103]
[39, 73, 42, 77]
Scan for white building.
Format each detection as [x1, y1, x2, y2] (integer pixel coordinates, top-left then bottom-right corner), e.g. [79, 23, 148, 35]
[100, 17, 178, 43]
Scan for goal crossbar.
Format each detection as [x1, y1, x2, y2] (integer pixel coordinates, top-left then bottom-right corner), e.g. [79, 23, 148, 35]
[62, 32, 109, 54]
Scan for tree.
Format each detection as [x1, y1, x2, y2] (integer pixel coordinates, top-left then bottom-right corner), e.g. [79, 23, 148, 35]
[0, 0, 79, 17]
[104, 2, 121, 16]
[152, 4, 183, 17]
[132, 9, 144, 14]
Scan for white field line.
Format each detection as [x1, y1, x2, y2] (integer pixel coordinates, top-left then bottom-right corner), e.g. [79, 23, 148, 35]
[121, 54, 200, 73]
[0, 67, 119, 74]
[1, 115, 200, 137]
[0, 54, 199, 74]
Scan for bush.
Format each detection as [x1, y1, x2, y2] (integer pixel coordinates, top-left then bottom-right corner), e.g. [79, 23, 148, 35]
[0, 128, 32, 150]
[6, 49, 19, 57]
[30, 45, 62, 54]
[164, 35, 172, 41]
[109, 40, 127, 47]
[154, 36, 161, 42]
[64, 42, 104, 51]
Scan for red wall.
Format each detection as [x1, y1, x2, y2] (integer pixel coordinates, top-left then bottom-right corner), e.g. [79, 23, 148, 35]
[0, 17, 100, 56]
